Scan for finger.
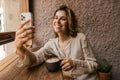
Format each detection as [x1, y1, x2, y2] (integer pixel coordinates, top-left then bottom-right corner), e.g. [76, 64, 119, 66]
[63, 65, 72, 71]
[17, 26, 34, 35]
[26, 29, 35, 35]
[18, 20, 30, 29]
[62, 62, 70, 70]
[15, 34, 33, 49]
[60, 59, 68, 66]
[18, 30, 34, 39]
[19, 35, 33, 44]
[16, 26, 34, 36]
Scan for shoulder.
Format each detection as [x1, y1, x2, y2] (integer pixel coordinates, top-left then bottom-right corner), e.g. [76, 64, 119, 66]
[76, 33, 87, 40]
[76, 33, 90, 48]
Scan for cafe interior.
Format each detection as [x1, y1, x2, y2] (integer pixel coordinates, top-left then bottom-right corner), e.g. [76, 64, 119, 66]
[0, 0, 120, 80]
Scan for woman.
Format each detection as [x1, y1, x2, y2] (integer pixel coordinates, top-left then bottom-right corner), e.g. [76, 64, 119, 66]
[15, 5, 98, 80]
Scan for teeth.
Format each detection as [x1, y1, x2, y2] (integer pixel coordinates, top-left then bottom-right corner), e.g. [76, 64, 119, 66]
[56, 26, 61, 27]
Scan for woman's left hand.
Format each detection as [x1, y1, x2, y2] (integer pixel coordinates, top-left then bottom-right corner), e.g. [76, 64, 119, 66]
[60, 58, 74, 71]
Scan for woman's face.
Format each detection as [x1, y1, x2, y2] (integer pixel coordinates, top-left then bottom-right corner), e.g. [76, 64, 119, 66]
[52, 10, 68, 34]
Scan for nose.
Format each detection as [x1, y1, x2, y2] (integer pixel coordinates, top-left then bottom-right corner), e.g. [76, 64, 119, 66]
[56, 19, 60, 24]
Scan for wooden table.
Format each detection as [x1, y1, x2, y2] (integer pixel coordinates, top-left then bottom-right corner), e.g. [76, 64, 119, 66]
[0, 53, 64, 80]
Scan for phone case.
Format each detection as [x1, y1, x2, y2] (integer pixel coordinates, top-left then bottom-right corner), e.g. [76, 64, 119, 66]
[20, 12, 33, 47]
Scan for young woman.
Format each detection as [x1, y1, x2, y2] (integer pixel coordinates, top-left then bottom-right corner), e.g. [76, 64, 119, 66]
[15, 5, 98, 80]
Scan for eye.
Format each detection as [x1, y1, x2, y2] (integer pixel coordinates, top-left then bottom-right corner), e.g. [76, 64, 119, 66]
[62, 18, 66, 20]
[61, 17, 67, 21]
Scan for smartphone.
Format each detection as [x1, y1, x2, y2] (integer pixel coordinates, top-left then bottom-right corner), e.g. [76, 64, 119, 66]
[20, 12, 33, 48]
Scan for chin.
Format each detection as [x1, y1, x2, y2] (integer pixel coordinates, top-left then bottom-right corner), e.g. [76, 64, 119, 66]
[54, 29, 61, 32]
[54, 31, 60, 33]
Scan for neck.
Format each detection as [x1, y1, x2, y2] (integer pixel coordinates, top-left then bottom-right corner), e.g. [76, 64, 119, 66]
[58, 33, 71, 43]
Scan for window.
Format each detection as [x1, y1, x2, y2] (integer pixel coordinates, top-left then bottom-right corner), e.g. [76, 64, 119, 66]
[0, 0, 20, 60]
[0, 0, 5, 60]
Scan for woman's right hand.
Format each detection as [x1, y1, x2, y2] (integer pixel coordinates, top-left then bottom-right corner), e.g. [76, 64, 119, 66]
[15, 20, 34, 57]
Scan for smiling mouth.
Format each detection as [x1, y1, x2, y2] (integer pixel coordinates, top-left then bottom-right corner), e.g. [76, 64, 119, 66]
[55, 25, 62, 27]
